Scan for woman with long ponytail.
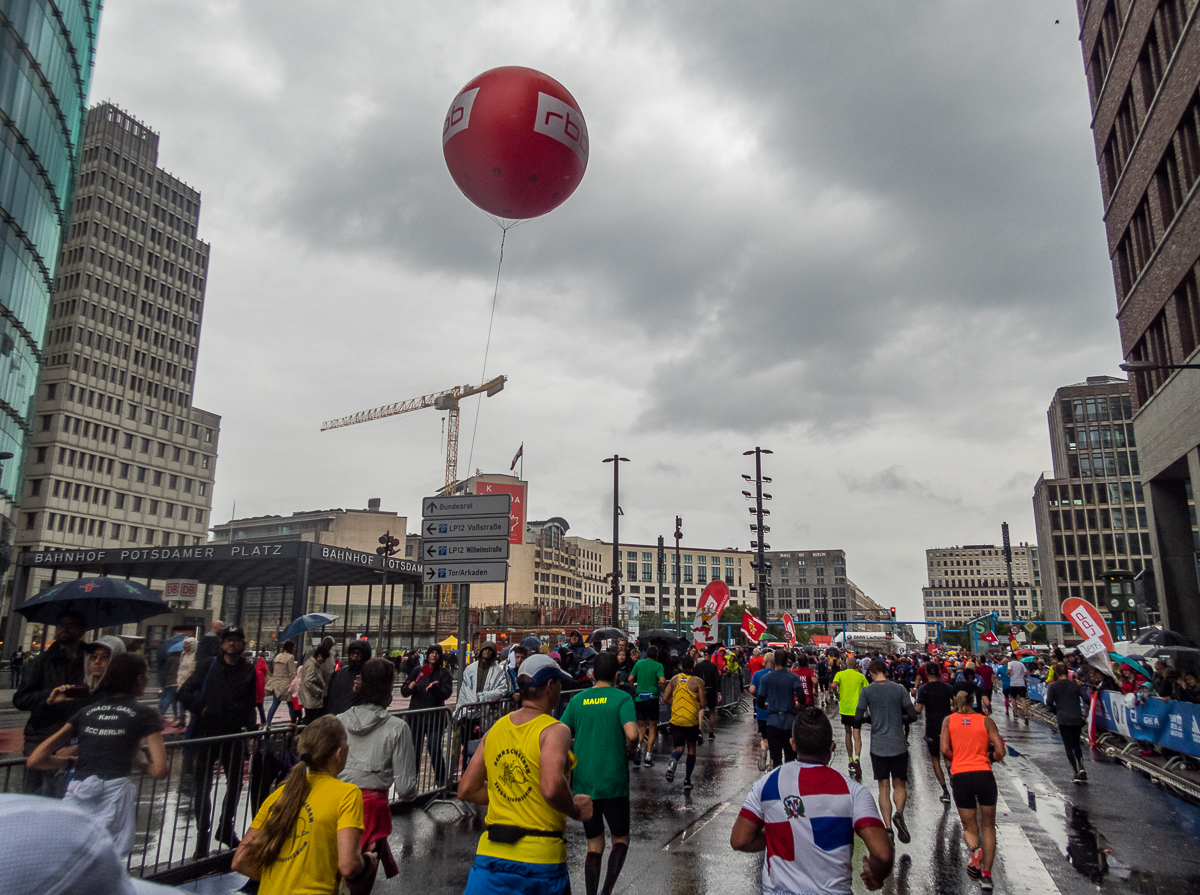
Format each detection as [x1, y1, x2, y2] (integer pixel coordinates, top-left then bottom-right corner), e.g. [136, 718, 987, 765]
[232, 715, 377, 893]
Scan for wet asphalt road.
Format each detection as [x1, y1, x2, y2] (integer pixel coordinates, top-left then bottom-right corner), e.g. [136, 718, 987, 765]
[371, 704, 1200, 895]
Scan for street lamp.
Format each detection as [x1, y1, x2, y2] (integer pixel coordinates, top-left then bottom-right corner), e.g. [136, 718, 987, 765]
[603, 455, 629, 629]
[743, 447, 773, 623]
[1120, 360, 1200, 372]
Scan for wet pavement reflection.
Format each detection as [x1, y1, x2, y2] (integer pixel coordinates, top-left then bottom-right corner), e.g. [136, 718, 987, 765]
[369, 705, 1200, 894]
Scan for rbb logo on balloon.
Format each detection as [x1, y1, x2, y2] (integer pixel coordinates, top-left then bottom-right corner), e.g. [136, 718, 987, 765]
[442, 87, 479, 146]
[533, 92, 589, 165]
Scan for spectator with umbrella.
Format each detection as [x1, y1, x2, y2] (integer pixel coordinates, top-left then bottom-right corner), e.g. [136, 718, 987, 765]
[177, 625, 256, 858]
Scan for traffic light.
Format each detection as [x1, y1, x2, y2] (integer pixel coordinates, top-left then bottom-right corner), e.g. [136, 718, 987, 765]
[376, 532, 400, 557]
[889, 607, 896, 620]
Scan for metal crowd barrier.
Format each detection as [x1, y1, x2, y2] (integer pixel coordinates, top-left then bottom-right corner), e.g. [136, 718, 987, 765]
[0, 697, 513, 884]
[717, 672, 747, 716]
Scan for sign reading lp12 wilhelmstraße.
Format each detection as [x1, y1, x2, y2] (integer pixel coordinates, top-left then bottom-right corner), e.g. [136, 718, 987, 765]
[424, 561, 509, 583]
[423, 539, 510, 561]
[422, 516, 509, 540]
[422, 494, 512, 518]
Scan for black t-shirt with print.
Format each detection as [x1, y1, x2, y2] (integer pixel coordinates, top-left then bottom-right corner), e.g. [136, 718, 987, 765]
[68, 697, 161, 780]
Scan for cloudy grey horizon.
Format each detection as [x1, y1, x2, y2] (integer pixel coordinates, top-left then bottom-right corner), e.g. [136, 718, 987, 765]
[86, 1, 1114, 625]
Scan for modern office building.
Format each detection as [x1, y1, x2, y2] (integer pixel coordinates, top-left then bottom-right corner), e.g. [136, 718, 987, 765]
[921, 542, 1041, 625]
[759, 549, 883, 629]
[1032, 376, 1152, 625]
[0, 2, 101, 545]
[6, 105, 221, 647]
[1076, 1, 1200, 640]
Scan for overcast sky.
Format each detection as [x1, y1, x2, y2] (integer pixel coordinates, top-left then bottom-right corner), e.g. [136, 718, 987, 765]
[88, 1, 1117, 623]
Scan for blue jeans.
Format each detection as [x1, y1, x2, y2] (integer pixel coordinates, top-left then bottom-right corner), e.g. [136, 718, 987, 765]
[158, 685, 180, 720]
[462, 856, 570, 895]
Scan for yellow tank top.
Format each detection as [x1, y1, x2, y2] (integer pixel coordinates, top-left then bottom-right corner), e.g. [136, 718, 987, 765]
[478, 712, 574, 864]
[671, 674, 701, 726]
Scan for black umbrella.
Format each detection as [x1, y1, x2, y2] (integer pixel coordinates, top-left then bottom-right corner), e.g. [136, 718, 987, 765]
[589, 627, 627, 645]
[17, 577, 171, 630]
[521, 636, 543, 650]
[1132, 628, 1198, 648]
[640, 629, 689, 650]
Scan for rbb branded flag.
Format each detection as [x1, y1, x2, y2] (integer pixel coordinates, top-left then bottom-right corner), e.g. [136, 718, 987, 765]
[1062, 597, 1117, 679]
[783, 613, 796, 645]
[742, 609, 768, 642]
[693, 580, 732, 647]
[981, 631, 999, 645]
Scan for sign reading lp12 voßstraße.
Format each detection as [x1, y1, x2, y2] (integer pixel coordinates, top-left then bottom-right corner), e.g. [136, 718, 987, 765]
[423, 561, 508, 583]
[421, 516, 510, 540]
[423, 539, 510, 562]
[422, 493, 511, 518]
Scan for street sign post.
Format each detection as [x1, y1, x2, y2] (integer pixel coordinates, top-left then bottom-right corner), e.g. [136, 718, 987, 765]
[421, 516, 510, 540]
[422, 539, 510, 562]
[422, 562, 509, 583]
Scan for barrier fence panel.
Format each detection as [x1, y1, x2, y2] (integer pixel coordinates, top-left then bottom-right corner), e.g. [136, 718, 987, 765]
[0, 696, 514, 883]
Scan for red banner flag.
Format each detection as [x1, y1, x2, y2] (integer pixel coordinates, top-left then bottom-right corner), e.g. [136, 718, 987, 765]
[981, 630, 999, 644]
[741, 609, 767, 642]
[1062, 597, 1116, 678]
[782, 612, 796, 645]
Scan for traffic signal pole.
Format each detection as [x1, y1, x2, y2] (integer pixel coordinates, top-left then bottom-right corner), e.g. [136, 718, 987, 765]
[376, 531, 400, 655]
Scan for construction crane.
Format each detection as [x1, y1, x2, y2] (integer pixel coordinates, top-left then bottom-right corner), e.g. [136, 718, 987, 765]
[322, 375, 507, 613]
[321, 374, 508, 496]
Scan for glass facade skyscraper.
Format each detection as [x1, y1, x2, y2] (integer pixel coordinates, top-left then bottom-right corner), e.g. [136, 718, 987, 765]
[0, 1, 101, 535]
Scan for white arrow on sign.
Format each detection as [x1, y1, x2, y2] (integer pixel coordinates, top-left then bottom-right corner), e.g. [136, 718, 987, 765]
[423, 561, 509, 583]
[422, 494, 511, 519]
[423, 539, 510, 562]
[422, 516, 510, 540]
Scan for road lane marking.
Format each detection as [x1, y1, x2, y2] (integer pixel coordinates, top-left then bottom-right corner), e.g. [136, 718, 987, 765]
[662, 800, 731, 852]
[995, 790, 1062, 895]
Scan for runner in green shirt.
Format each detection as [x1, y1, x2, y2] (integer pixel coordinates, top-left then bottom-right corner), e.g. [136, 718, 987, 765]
[629, 646, 666, 767]
[561, 652, 638, 895]
[832, 663, 869, 778]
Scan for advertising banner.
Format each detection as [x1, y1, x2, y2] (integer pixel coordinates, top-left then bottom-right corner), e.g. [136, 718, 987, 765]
[1062, 597, 1117, 678]
[782, 612, 796, 645]
[473, 480, 526, 545]
[627, 598, 641, 639]
[693, 581, 730, 646]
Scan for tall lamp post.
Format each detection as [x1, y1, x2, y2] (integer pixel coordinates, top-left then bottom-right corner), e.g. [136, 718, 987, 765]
[603, 455, 629, 629]
[674, 516, 683, 631]
[742, 448, 773, 624]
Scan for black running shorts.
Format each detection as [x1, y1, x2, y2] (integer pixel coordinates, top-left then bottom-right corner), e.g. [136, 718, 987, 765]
[870, 752, 909, 782]
[951, 770, 998, 809]
[671, 724, 701, 748]
[582, 795, 631, 839]
[635, 698, 659, 722]
[840, 713, 861, 728]
[1009, 686, 1027, 698]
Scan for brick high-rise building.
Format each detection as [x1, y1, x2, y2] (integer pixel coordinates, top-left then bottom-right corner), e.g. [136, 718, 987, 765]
[1076, 0, 1200, 639]
[12, 104, 220, 609]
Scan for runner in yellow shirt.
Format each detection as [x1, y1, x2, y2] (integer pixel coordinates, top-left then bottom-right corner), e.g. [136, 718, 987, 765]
[832, 663, 869, 778]
[663, 655, 707, 791]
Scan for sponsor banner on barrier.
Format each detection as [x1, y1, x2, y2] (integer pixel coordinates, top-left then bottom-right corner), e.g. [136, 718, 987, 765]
[1029, 678, 1200, 757]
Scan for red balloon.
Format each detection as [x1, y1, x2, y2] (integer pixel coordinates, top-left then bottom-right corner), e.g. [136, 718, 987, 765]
[442, 66, 589, 220]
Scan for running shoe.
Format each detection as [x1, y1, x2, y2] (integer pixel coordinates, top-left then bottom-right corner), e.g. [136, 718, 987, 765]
[683, 779, 693, 792]
[709, 732, 716, 740]
[644, 755, 655, 768]
[979, 871, 994, 893]
[757, 749, 769, 772]
[893, 811, 910, 844]
[665, 758, 677, 783]
[1073, 769, 1084, 785]
[850, 758, 863, 779]
[939, 787, 952, 804]
[967, 847, 983, 880]
[1078, 769, 1088, 783]
[634, 748, 643, 768]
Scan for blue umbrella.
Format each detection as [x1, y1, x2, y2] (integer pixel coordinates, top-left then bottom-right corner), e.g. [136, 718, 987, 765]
[158, 632, 187, 663]
[280, 612, 339, 643]
[17, 577, 170, 630]
[166, 637, 188, 654]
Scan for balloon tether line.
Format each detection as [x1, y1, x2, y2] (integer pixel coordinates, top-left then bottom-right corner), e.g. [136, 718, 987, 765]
[465, 223, 509, 476]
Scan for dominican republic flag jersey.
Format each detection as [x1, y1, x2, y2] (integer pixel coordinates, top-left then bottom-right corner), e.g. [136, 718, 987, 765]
[739, 762, 883, 895]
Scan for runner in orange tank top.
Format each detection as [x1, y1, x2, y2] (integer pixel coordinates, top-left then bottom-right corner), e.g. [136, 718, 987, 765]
[940, 691, 1006, 893]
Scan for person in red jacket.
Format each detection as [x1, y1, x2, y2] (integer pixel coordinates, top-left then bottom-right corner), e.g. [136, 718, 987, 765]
[748, 648, 764, 677]
[254, 655, 268, 726]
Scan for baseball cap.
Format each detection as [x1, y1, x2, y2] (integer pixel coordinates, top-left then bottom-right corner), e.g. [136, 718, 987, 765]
[220, 625, 246, 640]
[0, 794, 178, 894]
[517, 653, 573, 688]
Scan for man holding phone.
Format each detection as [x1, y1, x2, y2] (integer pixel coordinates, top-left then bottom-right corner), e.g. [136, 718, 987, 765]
[12, 609, 87, 797]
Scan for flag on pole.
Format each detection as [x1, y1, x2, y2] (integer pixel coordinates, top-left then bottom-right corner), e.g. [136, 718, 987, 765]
[782, 612, 796, 645]
[981, 630, 999, 645]
[741, 609, 767, 642]
[510, 442, 524, 471]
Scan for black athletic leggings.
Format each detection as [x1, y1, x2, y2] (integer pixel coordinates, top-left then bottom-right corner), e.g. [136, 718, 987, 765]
[1060, 723, 1084, 771]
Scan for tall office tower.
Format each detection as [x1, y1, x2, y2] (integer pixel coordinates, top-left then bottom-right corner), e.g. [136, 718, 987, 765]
[15, 104, 220, 565]
[922, 543, 1041, 628]
[1076, 2, 1200, 640]
[1032, 376, 1148, 624]
[0, 2, 101, 539]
